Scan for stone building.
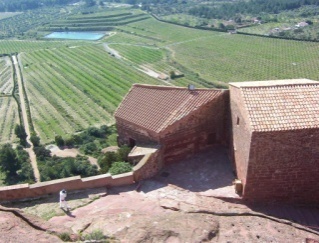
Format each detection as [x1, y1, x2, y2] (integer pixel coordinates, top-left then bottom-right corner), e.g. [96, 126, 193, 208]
[230, 79, 319, 204]
[115, 84, 229, 165]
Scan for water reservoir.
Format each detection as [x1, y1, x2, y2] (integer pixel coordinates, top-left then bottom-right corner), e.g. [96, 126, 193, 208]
[45, 32, 106, 40]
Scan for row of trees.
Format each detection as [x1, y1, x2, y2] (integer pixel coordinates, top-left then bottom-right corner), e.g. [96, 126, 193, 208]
[0, 0, 74, 12]
[188, 0, 319, 20]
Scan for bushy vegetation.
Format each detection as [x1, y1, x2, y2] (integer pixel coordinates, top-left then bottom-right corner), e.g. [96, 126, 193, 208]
[109, 161, 133, 175]
[0, 144, 35, 185]
[38, 153, 98, 182]
[98, 146, 131, 173]
[55, 124, 118, 156]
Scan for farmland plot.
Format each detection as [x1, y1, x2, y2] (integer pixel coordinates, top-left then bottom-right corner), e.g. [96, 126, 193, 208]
[171, 34, 319, 83]
[0, 40, 88, 54]
[109, 18, 319, 85]
[21, 44, 161, 143]
[0, 97, 19, 144]
[0, 57, 13, 95]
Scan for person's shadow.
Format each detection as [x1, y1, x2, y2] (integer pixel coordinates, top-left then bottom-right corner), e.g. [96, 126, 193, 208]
[61, 208, 76, 218]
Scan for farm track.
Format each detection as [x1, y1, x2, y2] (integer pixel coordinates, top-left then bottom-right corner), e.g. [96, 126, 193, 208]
[13, 56, 40, 182]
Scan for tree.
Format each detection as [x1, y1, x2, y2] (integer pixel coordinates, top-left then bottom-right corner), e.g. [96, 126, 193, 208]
[117, 146, 131, 161]
[98, 151, 119, 173]
[169, 70, 176, 79]
[30, 133, 40, 147]
[109, 161, 132, 175]
[55, 135, 64, 147]
[14, 124, 27, 146]
[0, 144, 20, 176]
[64, 136, 74, 147]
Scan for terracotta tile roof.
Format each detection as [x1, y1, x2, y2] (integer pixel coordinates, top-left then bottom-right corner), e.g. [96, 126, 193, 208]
[230, 79, 319, 131]
[115, 84, 225, 133]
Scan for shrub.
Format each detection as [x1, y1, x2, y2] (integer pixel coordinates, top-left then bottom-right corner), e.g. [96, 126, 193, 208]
[109, 161, 132, 175]
[58, 232, 71, 242]
[84, 229, 107, 242]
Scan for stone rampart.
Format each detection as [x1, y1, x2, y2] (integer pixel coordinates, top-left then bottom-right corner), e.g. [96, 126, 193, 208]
[0, 149, 160, 202]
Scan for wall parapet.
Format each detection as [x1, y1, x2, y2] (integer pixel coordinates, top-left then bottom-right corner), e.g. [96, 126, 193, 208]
[0, 147, 163, 202]
[0, 172, 135, 202]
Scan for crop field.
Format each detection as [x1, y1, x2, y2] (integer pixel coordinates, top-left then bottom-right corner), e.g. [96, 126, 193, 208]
[107, 17, 319, 86]
[0, 57, 13, 95]
[0, 97, 19, 144]
[239, 22, 292, 35]
[21, 44, 162, 143]
[40, 9, 150, 32]
[0, 10, 319, 144]
[0, 12, 21, 20]
[171, 34, 319, 83]
[0, 40, 89, 55]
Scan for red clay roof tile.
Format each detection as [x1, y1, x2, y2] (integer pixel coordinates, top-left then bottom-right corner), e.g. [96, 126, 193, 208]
[231, 79, 319, 131]
[115, 84, 225, 133]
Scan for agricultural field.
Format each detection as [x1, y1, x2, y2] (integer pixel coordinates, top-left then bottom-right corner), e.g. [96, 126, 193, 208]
[0, 12, 21, 20]
[107, 17, 319, 86]
[238, 22, 292, 35]
[0, 39, 89, 55]
[0, 97, 19, 144]
[0, 9, 319, 144]
[21, 44, 162, 143]
[0, 57, 13, 95]
[39, 9, 150, 32]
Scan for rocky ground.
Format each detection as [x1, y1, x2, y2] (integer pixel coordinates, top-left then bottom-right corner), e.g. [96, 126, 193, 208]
[1, 148, 319, 242]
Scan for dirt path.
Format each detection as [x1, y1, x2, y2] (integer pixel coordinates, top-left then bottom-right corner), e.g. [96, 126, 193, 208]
[47, 145, 100, 169]
[13, 55, 40, 182]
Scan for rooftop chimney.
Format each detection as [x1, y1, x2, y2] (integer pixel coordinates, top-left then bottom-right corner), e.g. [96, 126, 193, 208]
[188, 84, 195, 91]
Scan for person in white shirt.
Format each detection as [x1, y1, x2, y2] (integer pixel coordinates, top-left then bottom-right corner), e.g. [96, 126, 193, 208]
[59, 189, 70, 209]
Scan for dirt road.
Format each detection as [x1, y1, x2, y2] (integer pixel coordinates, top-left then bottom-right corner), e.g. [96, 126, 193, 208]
[13, 55, 40, 182]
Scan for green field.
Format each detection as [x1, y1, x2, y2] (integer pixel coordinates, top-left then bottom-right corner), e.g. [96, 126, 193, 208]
[0, 10, 319, 144]
[40, 9, 150, 32]
[0, 97, 19, 144]
[108, 18, 319, 86]
[21, 44, 162, 143]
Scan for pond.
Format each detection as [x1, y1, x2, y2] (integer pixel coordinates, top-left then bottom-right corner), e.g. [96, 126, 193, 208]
[44, 32, 106, 40]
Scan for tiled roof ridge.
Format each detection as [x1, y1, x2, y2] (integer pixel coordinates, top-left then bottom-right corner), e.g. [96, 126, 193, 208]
[133, 83, 226, 91]
[156, 95, 194, 132]
[240, 83, 319, 90]
[157, 90, 224, 132]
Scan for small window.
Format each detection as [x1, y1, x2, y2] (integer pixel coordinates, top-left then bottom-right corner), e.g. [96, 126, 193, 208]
[236, 116, 240, 125]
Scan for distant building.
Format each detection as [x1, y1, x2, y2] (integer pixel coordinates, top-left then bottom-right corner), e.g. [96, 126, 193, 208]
[230, 79, 319, 204]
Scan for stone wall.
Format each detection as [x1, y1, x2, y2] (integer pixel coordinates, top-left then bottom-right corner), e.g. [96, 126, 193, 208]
[161, 92, 230, 164]
[133, 149, 163, 181]
[244, 129, 319, 204]
[116, 118, 159, 146]
[0, 173, 134, 202]
[0, 150, 161, 202]
[229, 86, 252, 190]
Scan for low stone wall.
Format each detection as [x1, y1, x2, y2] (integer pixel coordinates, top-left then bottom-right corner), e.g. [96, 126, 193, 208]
[0, 149, 162, 202]
[133, 149, 163, 181]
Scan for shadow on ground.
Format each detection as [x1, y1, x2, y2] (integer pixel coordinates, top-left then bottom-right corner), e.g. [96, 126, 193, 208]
[141, 146, 235, 194]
